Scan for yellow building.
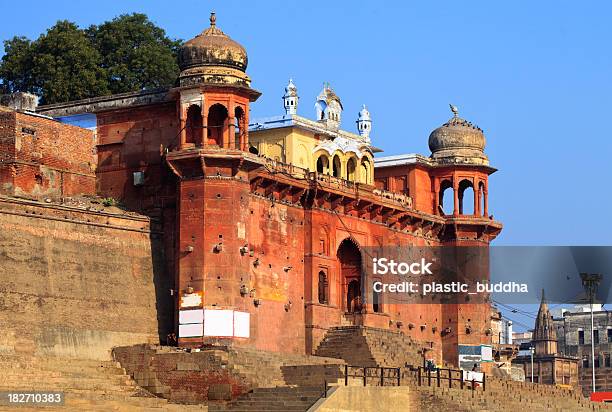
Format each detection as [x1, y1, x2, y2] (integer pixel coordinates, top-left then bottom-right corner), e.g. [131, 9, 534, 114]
[248, 81, 379, 185]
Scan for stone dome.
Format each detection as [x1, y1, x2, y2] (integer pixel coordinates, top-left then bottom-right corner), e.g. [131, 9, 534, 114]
[428, 105, 488, 166]
[178, 12, 251, 87]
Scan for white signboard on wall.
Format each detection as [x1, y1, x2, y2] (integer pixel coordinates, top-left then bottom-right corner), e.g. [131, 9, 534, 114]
[203, 309, 234, 337]
[179, 309, 204, 324]
[481, 345, 493, 362]
[233, 311, 250, 338]
[179, 323, 204, 338]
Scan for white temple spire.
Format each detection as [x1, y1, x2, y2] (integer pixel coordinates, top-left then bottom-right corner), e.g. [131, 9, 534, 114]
[283, 78, 298, 115]
[357, 104, 372, 141]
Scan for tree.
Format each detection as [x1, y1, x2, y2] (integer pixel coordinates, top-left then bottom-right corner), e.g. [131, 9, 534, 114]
[88, 13, 181, 94]
[31, 21, 109, 104]
[0, 14, 181, 104]
[0, 36, 35, 95]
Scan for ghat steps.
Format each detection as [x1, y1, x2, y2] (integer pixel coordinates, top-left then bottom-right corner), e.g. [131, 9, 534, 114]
[314, 326, 425, 367]
[412, 377, 611, 412]
[0, 354, 207, 411]
[107, 326, 612, 411]
[208, 386, 324, 412]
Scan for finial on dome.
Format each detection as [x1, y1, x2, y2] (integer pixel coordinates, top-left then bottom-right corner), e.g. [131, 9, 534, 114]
[450, 104, 459, 118]
[210, 12, 216, 27]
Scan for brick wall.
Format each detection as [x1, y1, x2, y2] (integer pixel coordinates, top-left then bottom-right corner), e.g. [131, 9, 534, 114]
[96, 103, 178, 210]
[0, 107, 95, 199]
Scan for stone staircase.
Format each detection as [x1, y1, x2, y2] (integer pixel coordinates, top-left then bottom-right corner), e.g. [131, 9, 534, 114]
[208, 386, 324, 412]
[314, 326, 425, 368]
[407, 371, 612, 412]
[0, 354, 207, 411]
[227, 346, 344, 389]
[113, 344, 344, 405]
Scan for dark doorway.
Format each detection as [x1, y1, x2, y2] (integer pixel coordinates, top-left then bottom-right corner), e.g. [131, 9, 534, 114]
[186, 105, 202, 145]
[347, 280, 361, 313]
[338, 238, 362, 313]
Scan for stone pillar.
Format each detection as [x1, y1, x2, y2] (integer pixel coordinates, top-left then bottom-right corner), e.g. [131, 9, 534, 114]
[201, 104, 208, 147]
[473, 182, 478, 216]
[228, 115, 236, 150]
[179, 105, 187, 149]
[228, 97, 235, 150]
[433, 179, 440, 215]
[483, 186, 489, 217]
[453, 179, 459, 216]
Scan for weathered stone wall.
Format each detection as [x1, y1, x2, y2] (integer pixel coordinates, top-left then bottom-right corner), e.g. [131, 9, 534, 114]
[0, 107, 96, 199]
[0, 196, 173, 360]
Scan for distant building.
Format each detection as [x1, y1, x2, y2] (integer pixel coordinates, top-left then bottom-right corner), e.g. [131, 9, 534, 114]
[512, 331, 533, 346]
[512, 291, 579, 386]
[491, 306, 513, 344]
[554, 305, 612, 396]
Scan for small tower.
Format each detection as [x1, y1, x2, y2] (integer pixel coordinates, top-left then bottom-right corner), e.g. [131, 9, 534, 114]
[315, 83, 343, 130]
[356, 104, 372, 142]
[533, 289, 558, 356]
[283, 78, 298, 115]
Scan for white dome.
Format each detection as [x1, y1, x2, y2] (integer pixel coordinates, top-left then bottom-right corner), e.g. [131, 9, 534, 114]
[358, 104, 370, 121]
[284, 78, 297, 97]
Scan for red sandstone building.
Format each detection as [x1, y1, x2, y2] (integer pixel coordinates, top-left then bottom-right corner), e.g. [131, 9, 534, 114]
[3, 13, 502, 367]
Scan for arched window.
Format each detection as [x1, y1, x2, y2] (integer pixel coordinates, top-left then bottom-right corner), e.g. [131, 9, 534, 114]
[319, 227, 329, 255]
[318, 271, 328, 304]
[234, 106, 245, 150]
[459, 179, 475, 215]
[207, 103, 228, 147]
[439, 179, 453, 215]
[316, 155, 329, 174]
[332, 155, 341, 177]
[185, 105, 202, 145]
[346, 157, 357, 181]
[479, 181, 485, 216]
[360, 158, 371, 184]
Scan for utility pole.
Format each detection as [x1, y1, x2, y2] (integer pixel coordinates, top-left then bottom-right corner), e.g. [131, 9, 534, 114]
[580, 272, 602, 395]
[529, 346, 534, 383]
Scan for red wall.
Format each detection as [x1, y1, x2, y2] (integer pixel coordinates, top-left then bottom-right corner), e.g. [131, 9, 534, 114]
[0, 107, 95, 198]
[93, 99, 499, 366]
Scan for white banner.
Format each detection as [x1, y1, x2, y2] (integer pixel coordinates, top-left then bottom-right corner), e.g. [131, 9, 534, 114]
[179, 323, 203, 338]
[179, 309, 204, 324]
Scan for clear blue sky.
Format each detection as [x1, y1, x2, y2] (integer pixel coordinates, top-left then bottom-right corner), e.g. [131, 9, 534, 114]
[1, 1, 610, 329]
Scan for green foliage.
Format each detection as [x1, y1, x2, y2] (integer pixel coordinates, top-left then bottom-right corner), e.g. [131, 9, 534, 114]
[88, 13, 181, 95]
[0, 36, 35, 95]
[101, 197, 116, 207]
[0, 14, 181, 104]
[32, 21, 109, 104]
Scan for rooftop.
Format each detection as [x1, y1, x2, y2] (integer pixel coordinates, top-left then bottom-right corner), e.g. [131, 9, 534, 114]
[248, 114, 383, 153]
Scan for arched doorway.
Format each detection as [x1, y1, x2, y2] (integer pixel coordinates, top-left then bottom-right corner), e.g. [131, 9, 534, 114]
[346, 157, 356, 181]
[439, 179, 453, 215]
[316, 155, 329, 174]
[332, 155, 341, 177]
[459, 179, 475, 215]
[185, 105, 202, 145]
[207, 103, 228, 146]
[337, 238, 362, 314]
[234, 106, 245, 150]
